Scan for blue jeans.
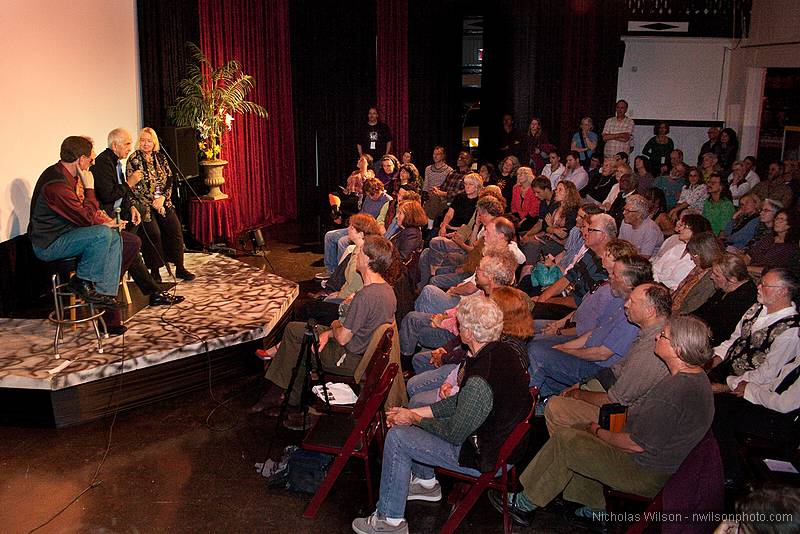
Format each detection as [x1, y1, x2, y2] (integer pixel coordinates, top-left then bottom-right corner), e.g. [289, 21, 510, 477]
[414, 284, 461, 314]
[411, 350, 436, 374]
[408, 363, 457, 395]
[323, 228, 349, 273]
[33, 225, 122, 296]
[377, 425, 480, 519]
[527, 336, 602, 397]
[407, 363, 457, 408]
[384, 219, 400, 239]
[417, 238, 466, 289]
[430, 270, 471, 290]
[399, 311, 456, 355]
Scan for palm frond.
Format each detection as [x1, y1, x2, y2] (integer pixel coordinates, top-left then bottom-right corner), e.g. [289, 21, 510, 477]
[168, 41, 267, 147]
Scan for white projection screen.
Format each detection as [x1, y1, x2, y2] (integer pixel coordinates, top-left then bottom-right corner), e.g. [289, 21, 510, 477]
[0, 0, 141, 242]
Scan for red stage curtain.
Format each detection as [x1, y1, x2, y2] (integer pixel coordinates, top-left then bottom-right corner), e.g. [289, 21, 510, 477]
[376, 0, 409, 156]
[198, 0, 297, 238]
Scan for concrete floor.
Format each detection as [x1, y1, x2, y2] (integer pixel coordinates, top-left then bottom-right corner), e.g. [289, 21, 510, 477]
[1, 222, 590, 534]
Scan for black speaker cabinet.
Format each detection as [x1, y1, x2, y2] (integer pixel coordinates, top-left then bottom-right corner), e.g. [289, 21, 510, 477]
[158, 126, 200, 178]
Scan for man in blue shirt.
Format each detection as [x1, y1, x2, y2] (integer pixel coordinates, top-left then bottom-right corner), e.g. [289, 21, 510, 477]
[528, 255, 653, 396]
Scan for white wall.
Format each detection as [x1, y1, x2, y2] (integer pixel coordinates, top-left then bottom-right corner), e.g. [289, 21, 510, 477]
[618, 37, 732, 122]
[617, 36, 732, 165]
[0, 0, 141, 242]
[727, 0, 800, 157]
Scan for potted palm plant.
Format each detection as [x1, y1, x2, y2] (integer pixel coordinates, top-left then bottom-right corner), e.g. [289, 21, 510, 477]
[169, 42, 267, 200]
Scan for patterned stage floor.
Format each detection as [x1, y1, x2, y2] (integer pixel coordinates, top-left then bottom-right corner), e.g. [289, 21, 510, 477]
[0, 253, 298, 391]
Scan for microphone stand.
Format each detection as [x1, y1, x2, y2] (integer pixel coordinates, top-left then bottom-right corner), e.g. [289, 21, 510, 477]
[159, 145, 206, 253]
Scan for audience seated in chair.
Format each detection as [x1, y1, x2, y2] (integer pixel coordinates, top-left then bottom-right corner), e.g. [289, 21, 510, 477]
[408, 285, 534, 407]
[706, 268, 800, 489]
[652, 212, 712, 290]
[351, 295, 532, 534]
[544, 283, 671, 436]
[491, 315, 714, 528]
[693, 252, 757, 346]
[259, 236, 400, 427]
[420, 215, 524, 302]
[321, 175, 390, 279]
[670, 231, 722, 314]
[618, 193, 664, 258]
[526, 212, 617, 316]
[720, 191, 761, 250]
[417, 194, 504, 289]
[399, 249, 517, 359]
[536, 238, 638, 338]
[527, 254, 651, 397]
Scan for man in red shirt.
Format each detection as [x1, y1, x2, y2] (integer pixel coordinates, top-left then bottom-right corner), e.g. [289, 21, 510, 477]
[29, 136, 125, 309]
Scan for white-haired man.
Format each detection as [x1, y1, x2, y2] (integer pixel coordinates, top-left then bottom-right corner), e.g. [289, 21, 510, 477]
[618, 194, 663, 258]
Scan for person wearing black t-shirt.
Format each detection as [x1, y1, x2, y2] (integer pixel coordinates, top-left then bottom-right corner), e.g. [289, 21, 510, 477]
[439, 173, 482, 236]
[357, 107, 393, 164]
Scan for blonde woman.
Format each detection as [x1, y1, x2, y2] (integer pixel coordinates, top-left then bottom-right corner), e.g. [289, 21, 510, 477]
[127, 127, 194, 281]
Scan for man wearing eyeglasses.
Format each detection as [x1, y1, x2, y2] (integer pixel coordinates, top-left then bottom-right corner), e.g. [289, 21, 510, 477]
[28, 136, 124, 309]
[543, 282, 672, 436]
[528, 254, 651, 397]
[708, 268, 800, 382]
[618, 194, 664, 258]
[708, 268, 800, 489]
[532, 213, 616, 313]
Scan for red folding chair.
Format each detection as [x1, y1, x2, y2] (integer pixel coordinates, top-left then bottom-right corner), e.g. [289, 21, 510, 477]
[318, 327, 393, 408]
[435, 387, 539, 534]
[301, 362, 399, 518]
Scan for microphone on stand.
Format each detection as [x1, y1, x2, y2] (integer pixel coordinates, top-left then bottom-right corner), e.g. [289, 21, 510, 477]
[160, 145, 203, 201]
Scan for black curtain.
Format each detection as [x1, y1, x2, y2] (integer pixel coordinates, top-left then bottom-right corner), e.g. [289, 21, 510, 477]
[290, 0, 377, 218]
[407, 0, 463, 169]
[480, 0, 625, 164]
[137, 0, 201, 129]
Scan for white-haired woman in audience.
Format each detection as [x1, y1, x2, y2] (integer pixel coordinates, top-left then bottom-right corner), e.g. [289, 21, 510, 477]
[352, 295, 531, 534]
[127, 127, 194, 281]
[408, 285, 535, 405]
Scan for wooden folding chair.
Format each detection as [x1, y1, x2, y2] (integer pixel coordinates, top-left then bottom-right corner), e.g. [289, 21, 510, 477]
[301, 362, 399, 519]
[435, 387, 539, 534]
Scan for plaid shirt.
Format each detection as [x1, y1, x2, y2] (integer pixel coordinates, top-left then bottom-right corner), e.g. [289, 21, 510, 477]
[439, 170, 466, 201]
[602, 115, 635, 157]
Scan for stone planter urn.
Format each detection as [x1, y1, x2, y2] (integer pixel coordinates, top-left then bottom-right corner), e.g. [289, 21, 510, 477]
[200, 159, 229, 200]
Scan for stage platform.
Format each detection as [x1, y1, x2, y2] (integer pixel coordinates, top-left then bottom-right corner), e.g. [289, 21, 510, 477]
[0, 253, 298, 427]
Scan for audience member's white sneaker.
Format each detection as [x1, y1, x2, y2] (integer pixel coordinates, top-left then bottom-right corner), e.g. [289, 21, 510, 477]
[407, 476, 442, 501]
[352, 513, 408, 534]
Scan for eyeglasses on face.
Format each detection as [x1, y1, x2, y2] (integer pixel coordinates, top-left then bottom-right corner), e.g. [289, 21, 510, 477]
[757, 282, 785, 289]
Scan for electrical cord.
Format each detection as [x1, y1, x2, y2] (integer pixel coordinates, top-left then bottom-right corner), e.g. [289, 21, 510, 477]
[28, 299, 128, 533]
[138, 215, 253, 434]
